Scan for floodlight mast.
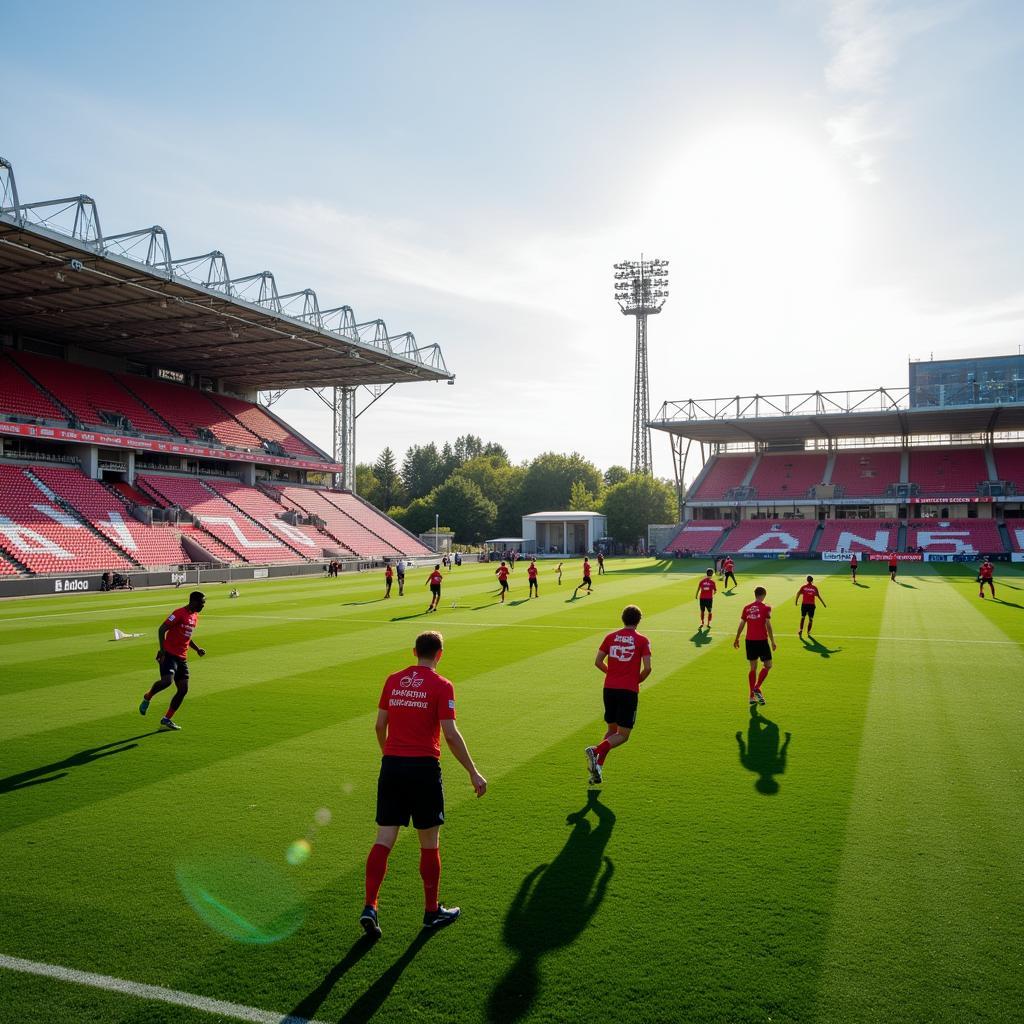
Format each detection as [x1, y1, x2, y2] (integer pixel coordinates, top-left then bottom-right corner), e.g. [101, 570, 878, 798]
[613, 256, 669, 475]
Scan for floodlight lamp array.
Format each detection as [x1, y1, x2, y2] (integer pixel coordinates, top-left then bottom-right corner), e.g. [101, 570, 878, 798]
[612, 256, 671, 311]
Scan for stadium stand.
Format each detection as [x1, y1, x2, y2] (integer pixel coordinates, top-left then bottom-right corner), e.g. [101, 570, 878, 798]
[205, 479, 326, 557]
[1005, 519, 1024, 552]
[747, 452, 827, 500]
[274, 486, 404, 558]
[9, 352, 172, 436]
[0, 464, 134, 574]
[30, 465, 191, 566]
[817, 519, 898, 554]
[138, 475, 304, 562]
[111, 481, 155, 506]
[992, 448, 1024, 489]
[209, 393, 321, 457]
[830, 450, 901, 498]
[0, 555, 18, 575]
[719, 519, 818, 554]
[0, 352, 68, 421]
[320, 491, 433, 556]
[908, 448, 989, 496]
[665, 522, 731, 554]
[906, 518, 1002, 555]
[688, 455, 755, 501]
[178, 524, 242, 564]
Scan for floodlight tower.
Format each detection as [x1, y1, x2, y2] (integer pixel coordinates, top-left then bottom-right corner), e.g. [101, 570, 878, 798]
[613, 256, 669, 475]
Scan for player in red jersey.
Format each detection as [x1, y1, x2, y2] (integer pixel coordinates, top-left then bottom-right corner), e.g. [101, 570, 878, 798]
[722, 556, 737, 591]
[573, 557, 593, 598]
[385, 563, 394, 599]
[978, 558, 996, 598]
[887, 551, 898, 582]
[695, 568, 717, 629]
[527, 559, 539, 598]
[495, 561, 511, 603]
[734, 586, 776, 706]
[795, 575, 827, 638]
[584, 606, 652, 784]
[849, 554, 858, 582]
[360, 631, 486, 939]
[425, 565, 443, 613]
[138, 591, 206, 731]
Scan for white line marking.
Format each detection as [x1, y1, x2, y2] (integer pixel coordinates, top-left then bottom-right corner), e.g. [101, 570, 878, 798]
[0, 953, 326, 1024]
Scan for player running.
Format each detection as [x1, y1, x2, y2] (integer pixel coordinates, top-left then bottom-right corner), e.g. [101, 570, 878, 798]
[888, 551, 898, 582]
[722, 556, 737, 591]
[495, 561, 511, 603]
[734, 586, 776, 706]
[556, 561, 563, 585]
[573, 557, 593, 598]
[978, 558, 996, 599]
[425, 565, 443, 613]
[527, 559, 539, 598]
[695, 568, 717, 629]
[849, 554, 858, 582]
[385, 563, 394, 599]
[139, 591, 207, 731]
[359, 631, 487, 940]
[584, 605, 652, 784]
[795, 575, 826, 638]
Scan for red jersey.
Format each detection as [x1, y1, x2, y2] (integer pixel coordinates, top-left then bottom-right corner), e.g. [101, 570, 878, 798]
[385, 566, 393, 579]
[378, 665, 456, 759]
[428, 570, 443, 586]
[798, 584, 821, 605]
[740, 601, 771, 641]
[582, 560, 592, 578]
[979, 563, 994, 580]
[723, 559, 735, 572]
[888, 554, 898, 567]
[599, 628, 651, 693]
[162, 607, 198, 658]
[527, 564, 538, 579]
[698, 578, 717, 599]
[496, 565, 510, 582]
[850, 556, 858, 566]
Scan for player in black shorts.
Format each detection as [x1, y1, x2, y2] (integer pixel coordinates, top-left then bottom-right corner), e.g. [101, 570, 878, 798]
[734, 586, 776, 706]
[573, 557, 593, 598]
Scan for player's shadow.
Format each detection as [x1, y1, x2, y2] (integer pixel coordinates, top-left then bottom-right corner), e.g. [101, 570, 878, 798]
[736, 707, 791, 796]
[343, 599, 388, 606]
[508, 599, 531, 606]
[389, 612, 429, 621]
[853, 582, 870, 589]
[896, 582, 917, 589]
[690, 628, 712, 647]
[722, 590, 737, 597]
[0, 733, 160, 795]
[801, 637, 842, 658]
[486, 790, 615, 1024]
[993, 598, 1024, 609]
[472, 601, 501, 610]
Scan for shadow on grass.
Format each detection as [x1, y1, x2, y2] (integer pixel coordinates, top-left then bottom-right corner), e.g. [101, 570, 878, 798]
[736, 707, 791, 796]
[285, 934, 377, 1022]
[390, 612, 431, 621]
[896, 581, 917, 589]
[801, 637, 842, 658]
[0, 733, 161, 794]
[993, 598, 1024, 609]
[486, 790, 615, 1024]
[690, 628, 712, 647]
[508, 599, 531, 607]
[472, 602, 501, 610]
[853, 582, 870, 589]
[343, 599, 389, 606]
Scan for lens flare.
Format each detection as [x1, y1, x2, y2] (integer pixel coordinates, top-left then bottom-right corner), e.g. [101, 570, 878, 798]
[314, 807, 332, 826]
[286, 839, 312, 866]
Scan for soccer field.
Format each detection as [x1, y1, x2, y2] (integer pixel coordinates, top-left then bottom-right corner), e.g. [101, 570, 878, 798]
[1, 558, 1022, 1024]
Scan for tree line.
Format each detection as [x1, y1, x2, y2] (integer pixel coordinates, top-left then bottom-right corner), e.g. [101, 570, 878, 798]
[355, 434, 681, 545]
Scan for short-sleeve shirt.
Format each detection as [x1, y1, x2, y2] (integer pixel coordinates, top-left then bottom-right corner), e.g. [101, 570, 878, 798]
[378, 665, 456, 759]
[723, 559, 735, 572]
[980, 563, 994, 579]
[162, 607, 198, 658]
[496, 566, 510, 581]
[850, 557, 858, 566]
[888, 555, 898, 567]
[740, 601, 771, 641]
[798, 584, 820, 605]
[429, 570, 443, 587]
[599, 628, 652, 693]
[527, 564, 538, 579]
[698, 578, 717, 599]
[582, 561, 592, 578]
[386, 567, 393, 579]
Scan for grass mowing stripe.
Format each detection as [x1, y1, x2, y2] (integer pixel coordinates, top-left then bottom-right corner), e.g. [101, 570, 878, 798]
[814, 576, 1024, 1023]
[0, 954, 327, 1024]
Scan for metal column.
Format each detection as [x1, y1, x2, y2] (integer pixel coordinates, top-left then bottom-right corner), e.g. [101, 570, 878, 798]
[632, 314, 651, 475]
[333, 385, 356, 492]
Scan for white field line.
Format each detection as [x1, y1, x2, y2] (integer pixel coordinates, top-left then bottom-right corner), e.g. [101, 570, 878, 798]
[0, 952, 325, 1024]
[225, 613, 1022, 645]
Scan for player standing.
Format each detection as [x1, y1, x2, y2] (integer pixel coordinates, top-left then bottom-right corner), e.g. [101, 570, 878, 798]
[139, 591, 207, 731]
[734, 586, 776, 706]
[425, 565, 443, 613]
[527, 559, 539, 598]
[556, 561, 563, 585]
[887, 550, 898, 582]
[385, 563, 394, 599]
[495, 561, 511, 603]
[584, 605, 652, 784]
[396, 559, 406, 596]
[795, 575, 826, 638]
[573, 557, 593, 598]
[978, 558, 996, 598]
[597, 552, 605, 575]
[359, 631, 487, 939]
[722, 556, 737, 591]
[849, 554, 858, 582]
[695, 568, 717, 629]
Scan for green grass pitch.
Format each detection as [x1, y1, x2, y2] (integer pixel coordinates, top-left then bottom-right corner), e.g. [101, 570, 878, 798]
[1, 558, 1022, 1023]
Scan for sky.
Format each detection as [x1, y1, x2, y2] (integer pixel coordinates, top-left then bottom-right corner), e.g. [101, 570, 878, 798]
[3, 0, 1024, 482]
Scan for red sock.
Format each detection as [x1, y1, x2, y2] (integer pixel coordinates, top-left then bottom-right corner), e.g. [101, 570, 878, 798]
[748, 670, 757, 695]
[595, 739, 612, 764]
[364, 843, 391, 908]
[419, 847, 441, 912]
[163, 707, 176, 720]
[757, 667, 770, 689]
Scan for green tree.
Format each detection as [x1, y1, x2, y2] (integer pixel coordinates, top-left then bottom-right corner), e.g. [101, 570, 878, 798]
[601, 473, 677, 546]
[604, 465, 629, 487]
[390, 495, 434, 535]
[568, 480, 595, 511]
[432, 476, 497, 542]
[454, 455, 526, 536]
[519, 452, 604, 513]
[355, 463, 381, 506]
[401, 443, 445, 500]
[374, 446, 403, 509]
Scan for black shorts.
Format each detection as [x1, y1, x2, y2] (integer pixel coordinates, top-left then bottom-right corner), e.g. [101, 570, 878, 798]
[158, 652, 190, 682]
[582, 575, 592, 586]
[529, 577, 538, 588]
[889, 564, 898, 574]
[376, 756, 445, 830]
[745, 639, 772, 663]
[699, 598, 713, 612]
[430, 584, 441, 595]
[499, 578, 509, 591]
[801, 603, 816, 619]
[603, 688, 639, 729]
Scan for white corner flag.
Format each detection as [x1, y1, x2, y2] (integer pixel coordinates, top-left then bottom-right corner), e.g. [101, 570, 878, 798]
[112, 628, 144, 641]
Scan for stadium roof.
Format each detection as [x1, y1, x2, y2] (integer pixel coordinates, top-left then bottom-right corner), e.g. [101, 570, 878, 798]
[0, 157, 452, 392]
[651, 389, 1024, 444]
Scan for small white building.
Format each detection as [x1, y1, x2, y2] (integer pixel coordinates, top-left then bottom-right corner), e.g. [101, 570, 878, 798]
[522, 511, 607, 556]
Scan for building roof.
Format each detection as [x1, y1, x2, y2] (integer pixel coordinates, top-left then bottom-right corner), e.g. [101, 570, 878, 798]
[522, 511, 606, 520]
